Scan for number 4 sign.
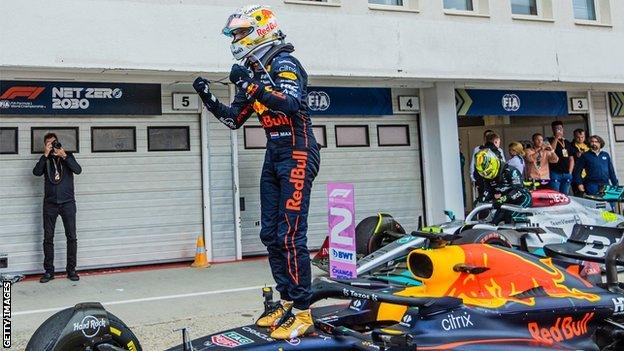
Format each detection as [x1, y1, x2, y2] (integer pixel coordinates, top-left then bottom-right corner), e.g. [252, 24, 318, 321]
[398, 96, 420, 112]
[327, 183, 357, 279]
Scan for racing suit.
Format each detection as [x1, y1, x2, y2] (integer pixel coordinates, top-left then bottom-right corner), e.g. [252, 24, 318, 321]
[199, 44, 320, 310]
[479, 164, 532, 225]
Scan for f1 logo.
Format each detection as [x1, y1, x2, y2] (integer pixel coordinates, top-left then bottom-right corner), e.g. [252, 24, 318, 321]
[329, 189, 351, 198]
[0, 86, 45, 100]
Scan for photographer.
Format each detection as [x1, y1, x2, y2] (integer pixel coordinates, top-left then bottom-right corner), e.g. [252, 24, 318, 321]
[32, 133, 82, 283]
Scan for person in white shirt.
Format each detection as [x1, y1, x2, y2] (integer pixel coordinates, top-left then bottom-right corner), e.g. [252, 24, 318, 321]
[506, 142, 525, 177]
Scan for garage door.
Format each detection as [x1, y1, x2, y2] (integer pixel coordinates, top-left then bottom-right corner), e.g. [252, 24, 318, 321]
[238, 114, 424, 255]
[0, 114, 202, 273]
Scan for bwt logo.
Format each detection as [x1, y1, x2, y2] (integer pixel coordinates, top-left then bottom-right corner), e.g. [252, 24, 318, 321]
[331, 248, 354, 262]
[307, 91, 330, 111]
[0, 86, 45, 100]
[502, 94, 521, 112]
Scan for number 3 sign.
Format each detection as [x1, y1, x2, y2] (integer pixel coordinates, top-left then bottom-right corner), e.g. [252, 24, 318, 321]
[327, 183, 357, 279]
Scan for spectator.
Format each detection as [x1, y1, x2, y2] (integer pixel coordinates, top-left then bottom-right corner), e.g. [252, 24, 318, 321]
[548, 121, 575, 194]
[573, 135, 618, 196]
[525, 133, 559, 186]
[571, 128, 590, 196]
[32, 133, 82, 283]
[507, 142, 526, 177]
[571, 128, 590, 158]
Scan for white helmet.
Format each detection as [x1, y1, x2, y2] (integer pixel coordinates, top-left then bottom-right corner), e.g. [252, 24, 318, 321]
[222, 5, 285, 61]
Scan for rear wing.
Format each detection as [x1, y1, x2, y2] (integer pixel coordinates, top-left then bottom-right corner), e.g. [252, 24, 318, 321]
[544, 224, 624, 265]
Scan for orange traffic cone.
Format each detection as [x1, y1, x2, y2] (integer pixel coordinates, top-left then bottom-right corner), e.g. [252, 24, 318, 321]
[191, 235, 210, 268]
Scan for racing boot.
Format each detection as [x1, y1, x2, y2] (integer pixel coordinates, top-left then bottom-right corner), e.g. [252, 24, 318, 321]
[270, 309, 314, 340]
[256, 301, 292, 327]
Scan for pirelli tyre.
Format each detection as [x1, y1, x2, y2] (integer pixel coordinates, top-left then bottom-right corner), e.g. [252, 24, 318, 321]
[355, 214, 407, 257]
[26, 303, 142, 351]
[452, 228, 513, 248]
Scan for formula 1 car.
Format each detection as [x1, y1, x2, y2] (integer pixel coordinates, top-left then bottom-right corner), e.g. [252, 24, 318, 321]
[313, 188, 624, 276]
[26, 231, 624, 351]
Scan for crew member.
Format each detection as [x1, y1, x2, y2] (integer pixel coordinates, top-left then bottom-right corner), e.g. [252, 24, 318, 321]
[573, 135, 618, 196]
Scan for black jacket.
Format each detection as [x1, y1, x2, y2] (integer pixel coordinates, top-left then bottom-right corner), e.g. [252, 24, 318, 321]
[480, 164, 530, 203]
[33, 153, 82, 204]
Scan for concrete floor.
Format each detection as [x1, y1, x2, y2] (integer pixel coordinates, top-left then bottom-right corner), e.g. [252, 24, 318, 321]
[11, 259, 624, 351]
[11, 258, 322, 350]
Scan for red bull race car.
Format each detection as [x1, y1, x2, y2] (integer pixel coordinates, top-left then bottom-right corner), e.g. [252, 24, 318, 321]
[312, 188, 624, 276]
[26, 231, 624, 351]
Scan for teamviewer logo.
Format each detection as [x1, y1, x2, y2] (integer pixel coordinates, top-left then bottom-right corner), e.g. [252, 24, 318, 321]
[0, 86, 45, 100]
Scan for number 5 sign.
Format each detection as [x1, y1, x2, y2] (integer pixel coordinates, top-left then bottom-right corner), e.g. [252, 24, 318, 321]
[173, 93, 200, 111]
[327, 183, 357, 279]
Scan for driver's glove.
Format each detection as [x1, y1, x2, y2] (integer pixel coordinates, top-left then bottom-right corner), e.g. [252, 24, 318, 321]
[193, 77, 219, 110]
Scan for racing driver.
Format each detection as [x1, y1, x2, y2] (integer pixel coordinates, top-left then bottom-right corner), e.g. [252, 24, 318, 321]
[474, 149, 531, 224]
[193, 5, 320, 339]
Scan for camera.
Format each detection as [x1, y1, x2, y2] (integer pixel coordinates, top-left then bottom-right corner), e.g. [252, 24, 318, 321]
[52, 140, 62, 149]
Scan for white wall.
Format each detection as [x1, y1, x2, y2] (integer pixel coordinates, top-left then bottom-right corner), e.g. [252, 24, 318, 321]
[1, 0, 623, 87]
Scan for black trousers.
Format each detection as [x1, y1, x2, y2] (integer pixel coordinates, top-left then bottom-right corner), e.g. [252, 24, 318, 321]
[43, 201, 77, 273]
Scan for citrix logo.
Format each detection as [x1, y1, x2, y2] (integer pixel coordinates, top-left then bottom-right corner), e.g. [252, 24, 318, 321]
[441, 312, 473, 331]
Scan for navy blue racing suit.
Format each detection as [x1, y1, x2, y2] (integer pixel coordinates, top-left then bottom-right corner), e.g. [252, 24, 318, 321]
[199, 45, 320, 310]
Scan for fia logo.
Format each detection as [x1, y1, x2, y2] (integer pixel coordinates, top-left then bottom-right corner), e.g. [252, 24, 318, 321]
[308, 91, 330, 111]
[502, 94, 521, 112]
[613, 297, 624, 315]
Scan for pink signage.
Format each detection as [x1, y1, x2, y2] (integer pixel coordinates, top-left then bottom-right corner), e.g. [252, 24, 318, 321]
[327, 183, 357, 279]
